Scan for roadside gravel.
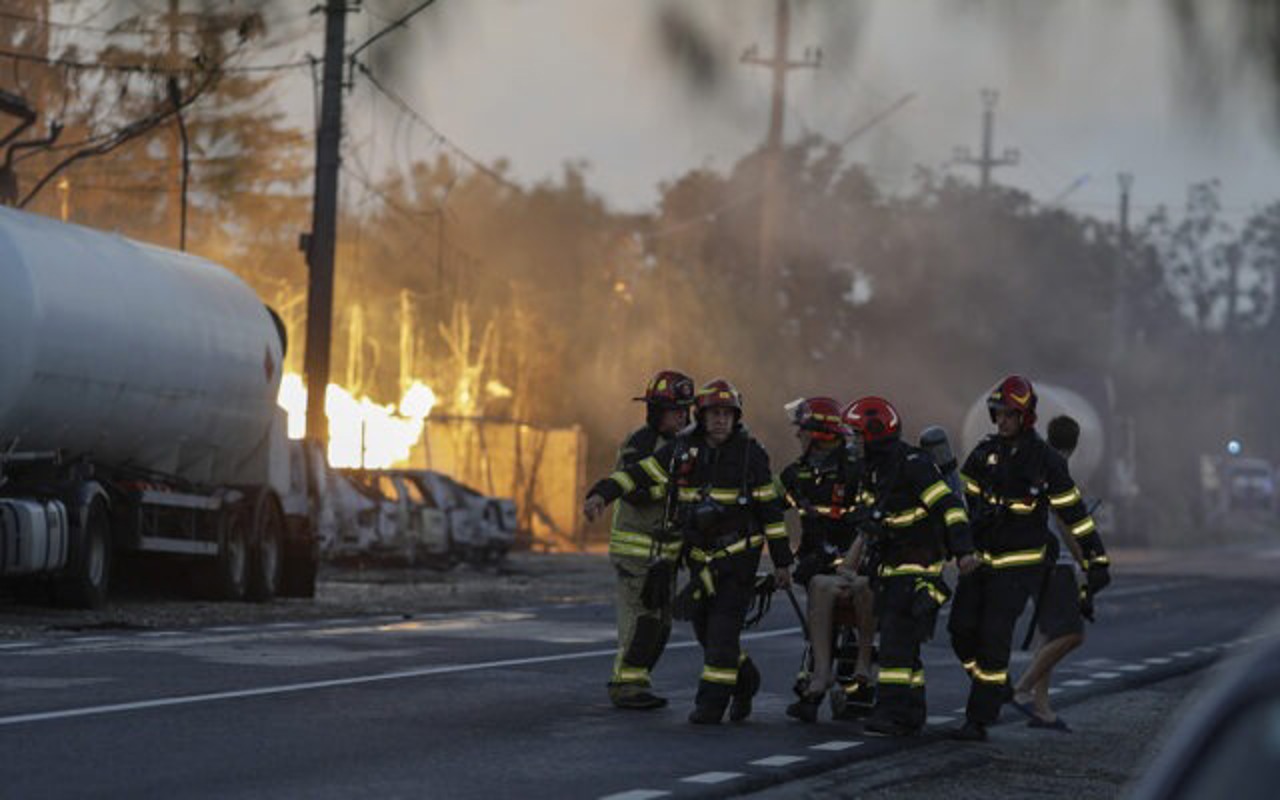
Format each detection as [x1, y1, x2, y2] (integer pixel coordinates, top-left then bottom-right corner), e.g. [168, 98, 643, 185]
[0, 552, 615, 638]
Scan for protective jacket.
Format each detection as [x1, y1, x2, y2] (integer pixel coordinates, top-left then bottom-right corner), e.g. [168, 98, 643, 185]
[591, 426, 792, 570]
[861, 439, 974, 571]
[607, 425, 682, 563]
[960, 431, 1108, 570]
[778, 443, 861, 560]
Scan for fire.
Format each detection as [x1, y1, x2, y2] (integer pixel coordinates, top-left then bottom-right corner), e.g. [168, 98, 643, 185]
[277, 373, 438, 468]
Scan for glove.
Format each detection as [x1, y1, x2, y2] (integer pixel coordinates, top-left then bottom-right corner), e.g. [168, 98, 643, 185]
[1079, 586, 1096, 623]
[1086, 563, 1111, 596]
[640, 560, 674, 610]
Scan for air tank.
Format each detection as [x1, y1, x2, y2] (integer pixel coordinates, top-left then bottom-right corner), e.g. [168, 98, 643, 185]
[0, 207, 284, 485]
[960, 381, 1105, 488]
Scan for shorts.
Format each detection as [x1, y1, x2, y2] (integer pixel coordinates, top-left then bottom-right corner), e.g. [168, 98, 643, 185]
[1037, 564, 1085, 640]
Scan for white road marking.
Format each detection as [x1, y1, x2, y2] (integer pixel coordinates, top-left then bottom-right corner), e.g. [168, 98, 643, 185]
[599, 790, 670, 800]
[750, 755, 807, 767]
[810, 741, 862, 752]
[680, 772, 742, 784]
[1091, 672, 1122, 679]
[0, 642, 38, 650]
[1116, 665, 1147, 672]
[207, 626, 250, 633]
[1144, 657, 1172, 665]
[0, 627, 803, 727]
[1171, 651, 1195, 658]
[1061, 679, 1093, 687]
[952, 706, 967, 714]
[927, 715, 955, 725]
[63, 636, 118, 644]
[137, 631, 183, 638]
[1048, 688, 1063, 696]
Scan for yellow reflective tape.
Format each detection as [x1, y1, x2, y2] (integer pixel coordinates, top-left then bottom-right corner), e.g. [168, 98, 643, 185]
[709, 489, 740, 503]
[884, 507, 929, 527]
[639, 456, 667, 484]
[962, 660, 977, 675]
[1071, 517, 1098, 537]
[944, 507, 969, 526]
[765, 522, 788, 539]
[961, 474, 982, 495]
[920, 481, 950, 507]
[910, 670, 926, 687]
[678, 487, 700, 502]
[917, 580, 948, 605]
[613, 667, 650, 684]
[1006, 499, 1037, 514]
[609, 471, 636, 493]
[1049, 487, 1082, 508]
[1089, 555, 1111, 567]
[648, 484, 666, 501]
[972, 667, 1008, 684]
[879, 667, 913, 685]
[753, 483, 779, 502]
[701, 666, 738, 686]
[982, 547, 1046, 568]
[879, 561, 945, 578]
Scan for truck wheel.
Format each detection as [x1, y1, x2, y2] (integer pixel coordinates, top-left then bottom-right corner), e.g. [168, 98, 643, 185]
[247, 490, 282, 602]
[56, 498, 111, 609]
[210, 501, 250, 601]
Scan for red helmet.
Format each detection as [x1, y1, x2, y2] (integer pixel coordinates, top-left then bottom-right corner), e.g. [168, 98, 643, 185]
[987, 374, 1037, 427]
[784, 396, 845, 441]
[695, 378, 743, 416]
[634, 370, 695, 408]
[841, 396, 902, 444]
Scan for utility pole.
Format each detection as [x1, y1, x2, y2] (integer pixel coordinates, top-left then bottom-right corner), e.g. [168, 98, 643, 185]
[953, 89, 1019, 190]
[302, 0, 352, 448]
[741, 0, 820, 301]
[1112, 172, 1133, 360]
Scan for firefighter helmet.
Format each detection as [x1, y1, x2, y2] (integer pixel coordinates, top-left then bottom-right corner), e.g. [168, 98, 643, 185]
[695, 378, 743, 416]
[987, 374, 1037, 427]
[633, 370, 695, 408]
[841, 396, 901, 444]
[784, 396, 845, 441]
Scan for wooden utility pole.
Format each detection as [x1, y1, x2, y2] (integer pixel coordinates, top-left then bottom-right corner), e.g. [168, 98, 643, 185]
[953, 89, 1019, 190]
[302, 1, 352, 447]
[741, 0, 820, 301]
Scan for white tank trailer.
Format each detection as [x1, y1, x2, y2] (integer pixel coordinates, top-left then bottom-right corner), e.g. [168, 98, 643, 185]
[0, 207, 318, 607]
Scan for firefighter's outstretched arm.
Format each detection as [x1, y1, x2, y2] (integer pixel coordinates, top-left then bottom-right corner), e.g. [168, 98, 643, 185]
[584, 438, 679, 521]
[913, 456, 979, 575]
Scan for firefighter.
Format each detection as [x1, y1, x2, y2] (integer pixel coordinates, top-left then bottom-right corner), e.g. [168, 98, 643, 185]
[842, 396, 979, 737]
[584, 378, 793, 725]
[592, 370, 695, 710]
[948, 376, 1111, 742]
[777, 397, 877, 723]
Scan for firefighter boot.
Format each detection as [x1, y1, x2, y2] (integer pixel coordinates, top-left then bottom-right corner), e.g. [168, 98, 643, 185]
[688, 702, 727, 725]
[950, 720, 989, 742]
[729, 658, 761, 722]
[832, 677, 876, 721]
[611, 689, 669, 711]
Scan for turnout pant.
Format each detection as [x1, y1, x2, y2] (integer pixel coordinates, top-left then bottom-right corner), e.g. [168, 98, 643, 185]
[610, 555, 675, 700]
[870, 574, 944, 730]
[948, 564, 1045, 725]
[690, 550, 760, 710]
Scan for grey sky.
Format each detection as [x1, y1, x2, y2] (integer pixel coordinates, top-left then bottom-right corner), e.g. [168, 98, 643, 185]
[262, 0, 1279, 225]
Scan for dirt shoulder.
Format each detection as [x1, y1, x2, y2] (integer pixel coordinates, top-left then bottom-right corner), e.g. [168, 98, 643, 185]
[0, 552, 616, 638]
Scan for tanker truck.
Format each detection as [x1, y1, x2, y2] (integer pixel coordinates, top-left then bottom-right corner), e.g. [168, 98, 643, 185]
[0, 206, 318, 607]
[960, 379, 1140, 540]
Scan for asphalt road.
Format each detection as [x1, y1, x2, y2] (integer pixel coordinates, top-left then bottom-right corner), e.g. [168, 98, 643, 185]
[2, 552, 1278, 800]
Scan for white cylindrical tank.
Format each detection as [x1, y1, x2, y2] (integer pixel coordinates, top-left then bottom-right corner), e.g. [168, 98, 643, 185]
[0, 207, 283, 485]
[960, 381, 1105, 488]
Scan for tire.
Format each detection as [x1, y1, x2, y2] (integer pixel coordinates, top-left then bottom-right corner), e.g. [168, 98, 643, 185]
[56, 497, 111, 609]
[247, 490, 282, 602]
[210, 500, 250, 601]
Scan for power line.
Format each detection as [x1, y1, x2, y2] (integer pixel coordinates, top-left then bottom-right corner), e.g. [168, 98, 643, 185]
[353, 60, 523, 193]
[0, 46, 310, 75]
[348, 0, 440, 62]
